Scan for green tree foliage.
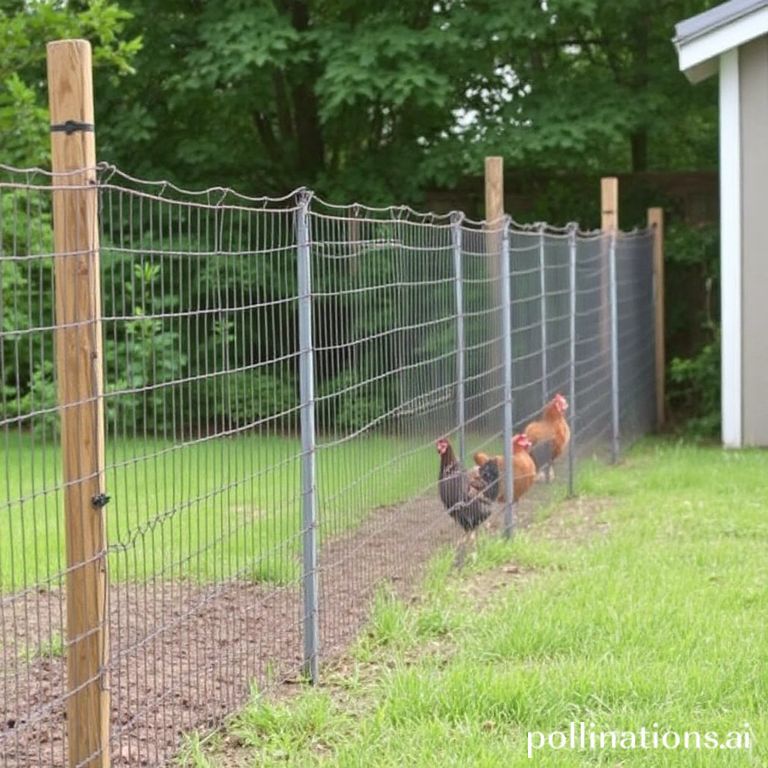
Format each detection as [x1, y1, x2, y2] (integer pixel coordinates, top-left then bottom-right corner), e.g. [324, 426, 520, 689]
[0, 0, 141, 167]
[0, 0, 140, 434]
[100, 0, 466, 200]
[665, 224, 720, 437]
[101, 0, 717, 202]
[436, 0, 719, 177]
[1, 1, 723, 436]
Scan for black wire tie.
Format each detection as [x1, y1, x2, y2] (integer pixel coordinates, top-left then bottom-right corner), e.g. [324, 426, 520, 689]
[50, 120, 95, 135]
[92, 493, 111, 508]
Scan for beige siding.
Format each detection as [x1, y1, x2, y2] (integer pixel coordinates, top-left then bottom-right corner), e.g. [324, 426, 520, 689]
[740, 37, 768, 446]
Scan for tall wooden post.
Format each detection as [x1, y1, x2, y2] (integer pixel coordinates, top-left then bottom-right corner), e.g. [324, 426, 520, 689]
[601, 178, 619, 460]
[648, 207, 665, 427]
[485, 157, 505, 417]
[601, 177, 619, 233]
[484, 157, 515, 529]
[485, 156, 504, 227]
[47, 39, 110, 768]
[600, 178, 619, 351]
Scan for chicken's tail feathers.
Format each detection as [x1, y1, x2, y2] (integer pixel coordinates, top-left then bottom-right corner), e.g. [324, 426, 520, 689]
[529, 439, 555, 472]
[478, 459, 501, 501]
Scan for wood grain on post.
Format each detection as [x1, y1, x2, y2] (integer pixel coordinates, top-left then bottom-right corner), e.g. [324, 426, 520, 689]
[601, 177, 619, 233]
[47, 39, 110, 768]
[485, 156, 504, 228]
[485, 157, 505, 403]
[648, 207, 665, 427]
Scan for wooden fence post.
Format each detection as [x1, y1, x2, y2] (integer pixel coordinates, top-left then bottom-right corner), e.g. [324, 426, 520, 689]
[600, 177, 619, 349]
[485, 156, 504, 226]
[599, 177, 619, 353]
[485, 155, 505, 400]
[601, 177, 619, 233]
[648, 207, 665, 427]
[484, 157, 515, 533]
[601, 178, 619, 460]
[47, 39, 110, 768]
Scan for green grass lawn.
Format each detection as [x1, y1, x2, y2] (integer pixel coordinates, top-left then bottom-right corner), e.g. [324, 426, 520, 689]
[190, 439, 768, 767]
[1, 430, 446, 591]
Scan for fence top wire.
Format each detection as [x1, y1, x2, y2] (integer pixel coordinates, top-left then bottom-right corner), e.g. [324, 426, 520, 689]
[0, 162, 653, 237]
[310, 195, 455, 226]
[0, 163, 303, 213]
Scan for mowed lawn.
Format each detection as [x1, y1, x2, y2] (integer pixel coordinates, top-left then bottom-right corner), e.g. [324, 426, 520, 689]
[0, 431, 444, 591]
[194, 440, 768, 767]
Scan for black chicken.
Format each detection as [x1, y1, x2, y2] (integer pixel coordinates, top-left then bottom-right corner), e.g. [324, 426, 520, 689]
[436, 437, 500, 566]
[529, 439, 555, 478]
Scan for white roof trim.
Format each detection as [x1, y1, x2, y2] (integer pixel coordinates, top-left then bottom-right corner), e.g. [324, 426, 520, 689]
[676, 3, 768, 82]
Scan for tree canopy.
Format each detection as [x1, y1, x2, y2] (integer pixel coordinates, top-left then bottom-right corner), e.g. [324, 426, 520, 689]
[0, 0, 140, 166]
[2, 0, 719, 201]
[0, 0, 723, 435]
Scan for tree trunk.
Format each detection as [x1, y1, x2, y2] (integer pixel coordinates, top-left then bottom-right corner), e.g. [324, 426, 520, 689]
[289, 0, 326, 180]
[629, 12, 650, 172]
[631, 129, 648, 172]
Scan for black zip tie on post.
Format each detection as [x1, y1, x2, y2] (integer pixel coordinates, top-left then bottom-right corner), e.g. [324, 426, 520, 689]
[91, 493, 111, 508]
[50, 120, 94, 135]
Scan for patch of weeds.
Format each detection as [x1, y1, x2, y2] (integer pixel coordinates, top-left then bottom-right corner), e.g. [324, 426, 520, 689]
[176, 732, 218, 768]
[354, 585, 417, 663]
[231, 687, 352, 762]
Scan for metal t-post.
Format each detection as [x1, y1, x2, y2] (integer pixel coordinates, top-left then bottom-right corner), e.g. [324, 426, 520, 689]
[500, 220, 515, 537]
[452, 214, 466, 462]
[297, 191, 319, 683]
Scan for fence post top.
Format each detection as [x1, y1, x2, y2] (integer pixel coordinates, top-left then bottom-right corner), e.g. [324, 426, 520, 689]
[296, 188, 313, 208]
[47, 38, 91, 51]
[450, 210, 465, 226]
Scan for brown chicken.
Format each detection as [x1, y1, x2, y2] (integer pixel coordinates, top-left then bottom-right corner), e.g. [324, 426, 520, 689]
[472, 433, 536, 504]
[523, 393, 570, 479]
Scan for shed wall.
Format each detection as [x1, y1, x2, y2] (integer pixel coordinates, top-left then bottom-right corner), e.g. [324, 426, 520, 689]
[740, 35, 768, 445]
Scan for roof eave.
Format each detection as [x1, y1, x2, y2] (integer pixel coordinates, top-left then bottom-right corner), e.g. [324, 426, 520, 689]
[682, 59, 720, 84]
[675, 2, 768, 82]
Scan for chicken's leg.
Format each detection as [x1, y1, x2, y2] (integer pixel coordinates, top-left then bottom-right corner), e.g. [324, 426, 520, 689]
[468, 529, 479, 565]
[453, 531, 470, 569]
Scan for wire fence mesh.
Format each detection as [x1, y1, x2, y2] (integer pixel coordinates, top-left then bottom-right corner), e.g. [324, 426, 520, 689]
[1, 163, 656, 767]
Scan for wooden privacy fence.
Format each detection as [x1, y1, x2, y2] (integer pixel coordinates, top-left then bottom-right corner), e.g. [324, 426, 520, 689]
[0, 38, 664, 768]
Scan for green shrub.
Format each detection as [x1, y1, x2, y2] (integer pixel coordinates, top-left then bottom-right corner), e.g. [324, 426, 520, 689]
[665, 225, 720, 438]
[211, 368, 297, 430]
[668, 327, 720, 438]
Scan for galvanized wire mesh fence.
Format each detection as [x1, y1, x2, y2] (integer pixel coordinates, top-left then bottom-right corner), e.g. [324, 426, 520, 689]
[1, 163, 656, 767]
